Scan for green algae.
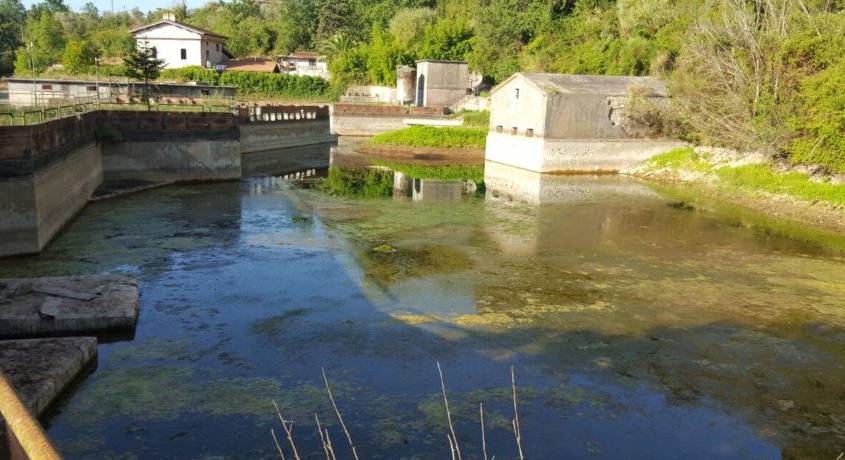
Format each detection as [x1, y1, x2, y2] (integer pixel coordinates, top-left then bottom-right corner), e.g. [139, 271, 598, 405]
[111, 339, 195, 362]
[250, 308, 314, 339]
[360, 244, 475, 284]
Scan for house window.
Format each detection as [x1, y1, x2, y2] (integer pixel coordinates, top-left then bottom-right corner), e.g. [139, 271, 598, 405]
[309, 59, 316, 66]
[515, 88, 520, 99]
[180, 48, 187, 60]
[496, 125, 503, 133]
[200, 89, 210, 96]
[512, 127, 519, 135]
[216, 43, 219, 51]
[86, 86, 97, 92]
[151, 48, 157, 58]
[41, 84, 52, 90]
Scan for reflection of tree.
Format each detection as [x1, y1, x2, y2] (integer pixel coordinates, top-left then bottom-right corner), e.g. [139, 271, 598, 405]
[320, 167, 393, 198]
[359, 244, 474, 285]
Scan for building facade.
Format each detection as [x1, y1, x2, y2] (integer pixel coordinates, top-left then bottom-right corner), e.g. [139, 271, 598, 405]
[414, 60, 470, 108]
[130, 14, 230, 69]
[278, 52, 330, 79]
[485, 73, 685, 173]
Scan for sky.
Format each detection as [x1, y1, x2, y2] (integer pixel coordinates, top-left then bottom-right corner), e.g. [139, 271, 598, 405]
[21, 0, 207, 13]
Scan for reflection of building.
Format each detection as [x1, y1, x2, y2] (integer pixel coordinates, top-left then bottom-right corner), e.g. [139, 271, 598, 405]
[130, 13, 231, 69]
[392, 171, 475, 202]
[277, 52, 330, 79]
[485, 73, 685, 173]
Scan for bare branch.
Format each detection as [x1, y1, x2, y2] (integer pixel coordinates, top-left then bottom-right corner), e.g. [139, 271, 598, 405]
[437, 361, 462, 460]
[315, 413, 333, 460]
[272, 400, 301, 460]
[322, 368, 360, 460]
[480, 402, 489, 460]
[271, 428, 286, 460]
[511, 366, 524, 460]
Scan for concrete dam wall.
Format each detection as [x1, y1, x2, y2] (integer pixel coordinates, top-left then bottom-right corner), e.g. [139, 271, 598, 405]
[0, 107, 334, 257]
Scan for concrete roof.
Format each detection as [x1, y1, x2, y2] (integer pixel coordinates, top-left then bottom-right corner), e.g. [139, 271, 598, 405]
[129, 20, 228, 40]
[492, 73, 669, 97]
[416, 60, 468, 65]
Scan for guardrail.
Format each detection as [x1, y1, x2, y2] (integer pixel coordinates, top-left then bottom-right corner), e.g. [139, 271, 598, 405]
[0, 372, 61, 460]
[0, 97, 236, 126]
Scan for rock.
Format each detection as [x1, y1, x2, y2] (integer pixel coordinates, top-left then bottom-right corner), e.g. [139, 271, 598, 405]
[39, 296, 65, 318]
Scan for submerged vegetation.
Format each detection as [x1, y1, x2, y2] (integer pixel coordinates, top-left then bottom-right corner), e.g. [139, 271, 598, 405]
[372, 161, 484, 183]
[369, 126, 487, 149]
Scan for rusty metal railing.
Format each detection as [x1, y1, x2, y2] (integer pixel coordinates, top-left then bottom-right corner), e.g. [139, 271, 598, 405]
[0, 372, 61, 460]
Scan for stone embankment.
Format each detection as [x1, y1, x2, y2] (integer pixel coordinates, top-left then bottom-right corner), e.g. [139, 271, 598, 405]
[330, 103, 451, 136]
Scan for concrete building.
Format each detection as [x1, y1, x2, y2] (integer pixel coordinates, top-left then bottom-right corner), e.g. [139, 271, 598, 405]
[130, 13, 230, 69]
[3, 78, 235, 106]
[278, 52, 330, 79]
[415, 60, 470, 107]
[485, 73, 685, 173]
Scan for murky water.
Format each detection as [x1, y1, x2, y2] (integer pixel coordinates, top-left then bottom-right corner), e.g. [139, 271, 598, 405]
[2, 143, 844, 459]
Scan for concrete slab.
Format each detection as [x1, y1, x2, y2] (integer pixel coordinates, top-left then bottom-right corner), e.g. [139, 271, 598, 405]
[0, 275, 139, 339]
[0, 337, 97, 415]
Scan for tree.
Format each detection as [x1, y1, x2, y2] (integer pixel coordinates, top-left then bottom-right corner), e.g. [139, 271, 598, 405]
[123, 46, 165, 108]
[0, 0, 26, 75]
[417, 18, 474, 61]
[388, 7, 437, 48]
[62, 39, 97, 74]
[14, 12, 66, 74]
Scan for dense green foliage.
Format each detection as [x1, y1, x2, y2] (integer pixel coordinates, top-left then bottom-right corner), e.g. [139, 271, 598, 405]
[218, 71, 332, 99]
[320, 167, 394, 198]
[373, 161, 484, 182]
[716, 164, 845, 206]
[369, 126, 487, 149]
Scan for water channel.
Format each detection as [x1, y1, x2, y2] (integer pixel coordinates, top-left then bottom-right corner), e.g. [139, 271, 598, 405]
[1, 141, 844, 459]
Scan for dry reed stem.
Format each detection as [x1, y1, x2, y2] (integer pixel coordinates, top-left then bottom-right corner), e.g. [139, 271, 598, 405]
[322, 367, 360, 460]
[272, 400, 301, 460]
[437, 361, 462, 460]
[511, 366, 524, 460]
[271, 428, 286, 460]
[324, 428, 337, 460]
[480, 402, 489, 460]
[315, 413, 334, 460]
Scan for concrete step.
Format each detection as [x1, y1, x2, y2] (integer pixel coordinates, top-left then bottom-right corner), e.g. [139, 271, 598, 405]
[0, 275, 139, 339]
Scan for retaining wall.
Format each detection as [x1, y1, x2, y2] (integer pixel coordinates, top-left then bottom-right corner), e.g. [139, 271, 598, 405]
[330, 103, 449, 136]
[485, 131, 686, 173]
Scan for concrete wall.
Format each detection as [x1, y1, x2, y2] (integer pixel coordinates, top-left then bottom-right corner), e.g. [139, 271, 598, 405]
[6, 79, 234, 107]
[103, 140, 240, 182]
[0, 114, 103, 257]
[417, 61, 469, 107]
[545, 93, 629, 139]
[341, 86, 397, 104]
[330, 104, 448, 136]
[240, 120, 335, 153]
[485, 131, 685, 173]
[489, 75, 548, 137]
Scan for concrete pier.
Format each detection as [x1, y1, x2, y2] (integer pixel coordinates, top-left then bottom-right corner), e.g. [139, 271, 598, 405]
[0, 275, 139, 339]
[0, 337, 97, 415]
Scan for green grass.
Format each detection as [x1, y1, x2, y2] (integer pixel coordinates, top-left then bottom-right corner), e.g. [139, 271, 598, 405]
[373, 160, 484, 183]
[715, 164, 845, 206]
[318, 167, 394, 198]
[451, 110, 490, 128]
[368, 126, 487, 149]
[645, 147, 713, 172]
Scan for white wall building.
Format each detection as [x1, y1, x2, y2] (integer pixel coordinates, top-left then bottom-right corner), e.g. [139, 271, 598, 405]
[278, 52, 330, 79]
[130, 13, 230, 69]
[485, 73, 685, 173]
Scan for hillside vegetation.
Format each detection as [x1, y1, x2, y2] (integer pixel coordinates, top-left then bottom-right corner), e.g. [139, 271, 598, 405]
[1, 0, 844, 171]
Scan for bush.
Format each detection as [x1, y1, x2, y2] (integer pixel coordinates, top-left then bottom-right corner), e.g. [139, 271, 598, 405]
[160, 66, 221, 85]
[369, 126, 488, 149]
[320, 167, 393, 198]
[218, 71, 332, 99]
[787, 61, 845, 172]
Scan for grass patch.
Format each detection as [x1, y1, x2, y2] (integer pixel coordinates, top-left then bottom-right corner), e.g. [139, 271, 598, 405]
[645, 147, 713, 172]
[452, 110, 490, 128]
[369, 126, 487, 149]
[372, 160, 484, 183]
[715, 164, 845, 206]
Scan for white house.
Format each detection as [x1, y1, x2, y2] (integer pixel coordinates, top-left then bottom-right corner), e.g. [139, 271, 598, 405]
[130, 13, 231, 69]
[485, 73, 685, 173]
[278, 52, 330, 79]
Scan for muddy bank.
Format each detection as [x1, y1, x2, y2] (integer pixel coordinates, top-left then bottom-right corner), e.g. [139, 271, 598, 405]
[357, 144, 484, 165]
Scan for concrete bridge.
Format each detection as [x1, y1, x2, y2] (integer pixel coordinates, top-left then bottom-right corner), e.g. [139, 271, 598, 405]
[0, 106, 336, 258]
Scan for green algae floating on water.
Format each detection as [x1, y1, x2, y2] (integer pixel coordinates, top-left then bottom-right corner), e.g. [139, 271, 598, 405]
[360, 244, 475, 284]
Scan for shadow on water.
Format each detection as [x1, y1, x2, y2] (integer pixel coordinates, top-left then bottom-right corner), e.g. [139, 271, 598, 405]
[0, 147, 843, 458]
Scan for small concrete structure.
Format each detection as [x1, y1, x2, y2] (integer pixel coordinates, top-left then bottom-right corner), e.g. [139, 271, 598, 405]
[485, 73, 685, 173]
[415, 60, 470, 108]
[396, 66, 416, 105]
[0, 275, 139, 338]
[0, 337, 97, 415]
[131, 13, 230, 69]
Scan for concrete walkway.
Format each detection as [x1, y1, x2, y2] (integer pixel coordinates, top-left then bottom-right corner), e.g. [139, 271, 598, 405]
[0, 275, 139, 339]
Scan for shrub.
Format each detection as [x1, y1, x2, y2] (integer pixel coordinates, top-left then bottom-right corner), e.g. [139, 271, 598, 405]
[787, 61, 845, 172]
[369, 126, 488, 149]
[218, 71, 332, 99]
[160, 66, 221, 85]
